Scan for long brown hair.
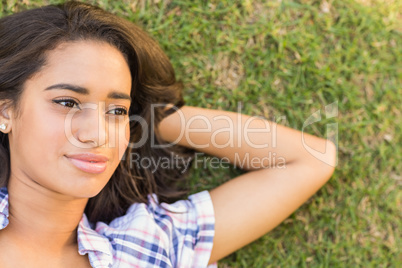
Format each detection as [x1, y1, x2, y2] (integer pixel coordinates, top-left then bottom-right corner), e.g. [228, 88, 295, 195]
[0, 1, 193, 223]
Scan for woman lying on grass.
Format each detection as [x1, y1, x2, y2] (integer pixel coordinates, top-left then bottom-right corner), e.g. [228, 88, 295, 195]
[0, 1, 336, 267]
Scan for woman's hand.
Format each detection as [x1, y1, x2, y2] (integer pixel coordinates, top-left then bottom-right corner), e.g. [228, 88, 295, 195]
[158, 105, 336, 264]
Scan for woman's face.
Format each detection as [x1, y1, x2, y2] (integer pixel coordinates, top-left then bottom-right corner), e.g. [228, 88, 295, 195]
[7, 40, 132, 198]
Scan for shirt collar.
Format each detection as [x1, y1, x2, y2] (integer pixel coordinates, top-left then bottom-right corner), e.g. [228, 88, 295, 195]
[77, 213, 114, 261]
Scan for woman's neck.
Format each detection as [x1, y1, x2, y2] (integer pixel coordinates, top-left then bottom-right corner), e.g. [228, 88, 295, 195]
[2, 174, 89, 253]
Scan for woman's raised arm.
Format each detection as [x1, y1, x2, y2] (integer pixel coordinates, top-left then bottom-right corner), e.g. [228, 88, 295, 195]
[158, 105, 337, 264]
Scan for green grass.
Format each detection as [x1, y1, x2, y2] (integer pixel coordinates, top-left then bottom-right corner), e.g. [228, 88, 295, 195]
[1, 0, 400, 267]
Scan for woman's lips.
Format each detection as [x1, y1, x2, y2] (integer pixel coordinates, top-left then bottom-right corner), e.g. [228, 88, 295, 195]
[65, 153, 108, 174]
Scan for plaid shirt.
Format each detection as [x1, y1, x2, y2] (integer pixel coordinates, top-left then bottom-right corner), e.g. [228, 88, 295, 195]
[0, 187, 216, 268]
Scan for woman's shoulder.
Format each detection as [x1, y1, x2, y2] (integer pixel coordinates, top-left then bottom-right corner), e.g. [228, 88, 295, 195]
[0, 187, 8, 229]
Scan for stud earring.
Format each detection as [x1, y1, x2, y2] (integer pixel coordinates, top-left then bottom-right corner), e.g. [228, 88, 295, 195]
[0, 124, 6, 131]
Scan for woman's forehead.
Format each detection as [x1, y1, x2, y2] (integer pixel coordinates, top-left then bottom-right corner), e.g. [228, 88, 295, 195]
[29, 40, 132, 95]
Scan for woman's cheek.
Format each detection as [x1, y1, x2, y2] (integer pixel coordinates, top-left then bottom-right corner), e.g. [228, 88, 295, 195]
[40, 116, 67, 158]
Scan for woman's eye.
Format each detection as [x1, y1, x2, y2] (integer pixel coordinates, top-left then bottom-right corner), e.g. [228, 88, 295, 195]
[108, 108, 128, 116]
[53, 99, 128, 116]
[53, 99, 80, 109]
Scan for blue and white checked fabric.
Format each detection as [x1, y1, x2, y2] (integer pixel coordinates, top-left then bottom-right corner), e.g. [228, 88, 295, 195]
[0, 187, 216, 267]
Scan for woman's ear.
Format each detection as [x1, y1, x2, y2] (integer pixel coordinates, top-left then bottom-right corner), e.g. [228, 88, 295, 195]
[0, 100, 13, 134]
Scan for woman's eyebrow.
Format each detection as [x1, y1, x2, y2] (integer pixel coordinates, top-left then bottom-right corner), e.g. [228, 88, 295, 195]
[44, 83, 132, 102]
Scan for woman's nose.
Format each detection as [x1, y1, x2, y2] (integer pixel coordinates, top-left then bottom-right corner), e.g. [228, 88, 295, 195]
[75, 102, 107, 148]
